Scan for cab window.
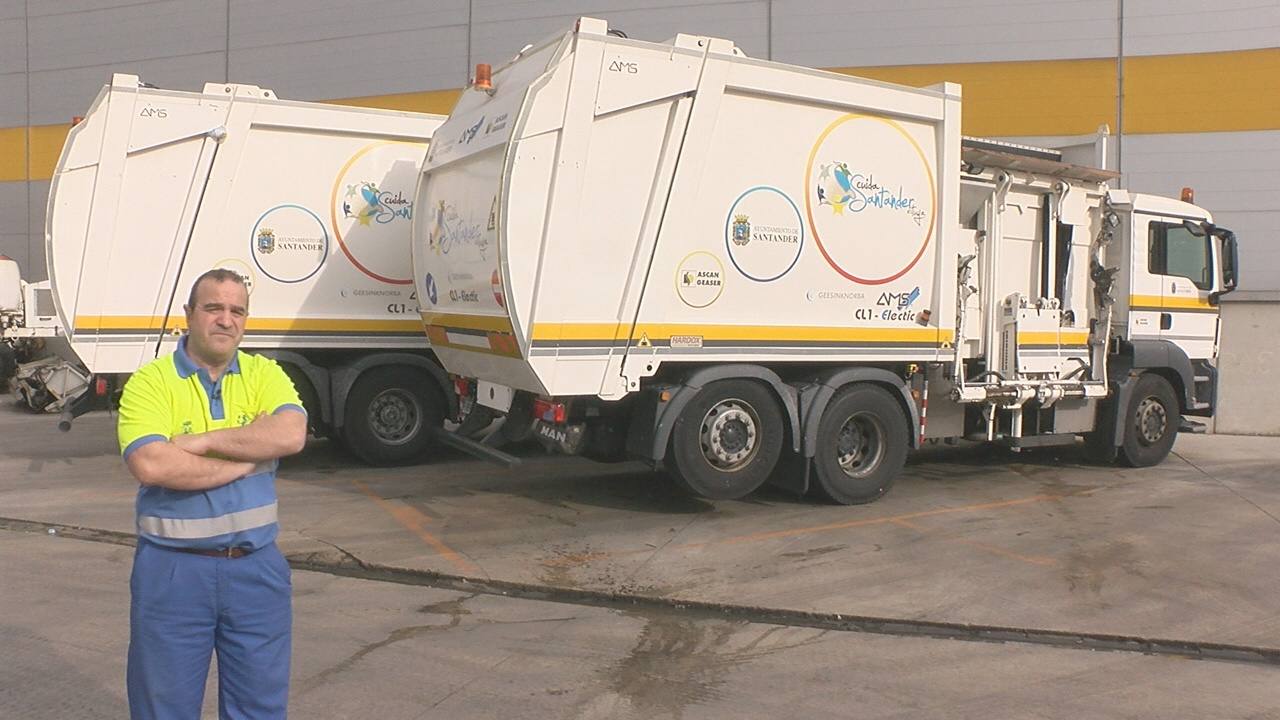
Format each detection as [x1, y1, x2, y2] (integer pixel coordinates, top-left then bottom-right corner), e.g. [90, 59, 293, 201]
[1149, 221, 1212, 290]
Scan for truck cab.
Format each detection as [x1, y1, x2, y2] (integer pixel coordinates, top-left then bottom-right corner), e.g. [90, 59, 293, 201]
[1108, 190, 1239, 418]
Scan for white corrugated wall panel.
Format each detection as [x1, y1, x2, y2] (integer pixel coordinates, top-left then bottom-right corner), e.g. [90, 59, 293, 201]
[470, 1, 768, 66]
[1123, 0, 1280, 56]
[1122, 130, 1280, 290]
[27, 0, 226, 72]
[0, 72, 25, 126]
[771, 0, 1119, 68]
[28, 52, 226, 124]
[0, 16, 26, 73]
[0, 181, 31, 275]
[230, 25, 469, 100]
[229, 0, 468, 49]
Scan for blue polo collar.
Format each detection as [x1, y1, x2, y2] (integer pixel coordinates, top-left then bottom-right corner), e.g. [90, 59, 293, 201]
[175, 335, 241, 380]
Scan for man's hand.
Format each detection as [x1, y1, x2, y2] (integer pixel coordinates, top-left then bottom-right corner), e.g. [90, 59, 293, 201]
[172, 433, 211, 456]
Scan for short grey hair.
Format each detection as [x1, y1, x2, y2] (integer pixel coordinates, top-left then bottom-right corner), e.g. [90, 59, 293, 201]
[186, 268, 248, 309]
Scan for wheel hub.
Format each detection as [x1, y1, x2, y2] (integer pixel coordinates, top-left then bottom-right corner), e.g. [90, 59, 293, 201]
[700, 401, 759, 470]
[835, 413, 885, 478]
[1135, 396, 1168, 446]
[368, 389, 421, 445]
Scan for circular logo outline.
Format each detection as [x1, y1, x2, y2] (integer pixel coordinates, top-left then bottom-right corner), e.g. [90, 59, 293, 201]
[250, 204, 329, 284]
[674, 251, 726, 309]
[329, 141, 426, 286]
[211, 257, 256, 296]
[804, 114, 937, 286]
[724, 186, 805, 283]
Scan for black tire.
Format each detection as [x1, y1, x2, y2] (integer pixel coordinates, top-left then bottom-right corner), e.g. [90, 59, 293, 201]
[812, 384, 909, 505]
[278, 363, 321, 438]
[667, 379, 785, 500]
[342, 366, 444, 466]
[1118, 373, 1179, 468]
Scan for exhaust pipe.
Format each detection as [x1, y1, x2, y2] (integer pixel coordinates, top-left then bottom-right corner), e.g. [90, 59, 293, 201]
[56, 383, 99, 432]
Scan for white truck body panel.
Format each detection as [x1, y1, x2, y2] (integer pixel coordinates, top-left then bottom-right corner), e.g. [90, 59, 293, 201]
[47, 74, 443, 374]
[414, 19, 965, 399]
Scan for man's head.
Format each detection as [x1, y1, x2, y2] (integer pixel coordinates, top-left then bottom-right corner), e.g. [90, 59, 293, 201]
[183, 269, 249, 369]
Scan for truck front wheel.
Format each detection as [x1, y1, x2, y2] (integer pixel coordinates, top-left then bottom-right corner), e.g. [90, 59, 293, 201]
[343, 367, 444, 466]
[667, 379, 784, 500]
[1118, 373, 1179, 468]
[812, 384, 909, 505]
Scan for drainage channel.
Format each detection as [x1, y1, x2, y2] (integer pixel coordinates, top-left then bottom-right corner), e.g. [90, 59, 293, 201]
[6, 516, 1279, 668]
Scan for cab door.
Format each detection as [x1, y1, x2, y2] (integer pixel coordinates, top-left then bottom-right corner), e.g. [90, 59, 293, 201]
[1144, 216, 1219, 360]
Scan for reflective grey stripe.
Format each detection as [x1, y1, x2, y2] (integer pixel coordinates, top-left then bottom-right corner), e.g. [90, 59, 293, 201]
[138, 502, 278, 540]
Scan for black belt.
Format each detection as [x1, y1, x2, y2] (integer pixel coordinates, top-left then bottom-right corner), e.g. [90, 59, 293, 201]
[166, 545, 256, 559]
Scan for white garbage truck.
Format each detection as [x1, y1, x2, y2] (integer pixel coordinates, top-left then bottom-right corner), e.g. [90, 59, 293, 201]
[0, 74, 455, 464]
[412, 18, 1239, 503]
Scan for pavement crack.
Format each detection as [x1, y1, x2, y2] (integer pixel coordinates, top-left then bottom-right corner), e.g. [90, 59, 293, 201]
[1172, 451, 1280, 527]
[424, 652, 517, 712]
[293, 529, 369, 569]
[622, 513, 702, 587]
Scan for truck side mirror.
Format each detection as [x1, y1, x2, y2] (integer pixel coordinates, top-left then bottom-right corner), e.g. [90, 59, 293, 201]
[1220, 232, 1239, 292]
[1182, 219, 1207, 237]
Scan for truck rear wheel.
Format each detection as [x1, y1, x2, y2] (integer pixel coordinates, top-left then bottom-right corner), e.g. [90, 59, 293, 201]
[667, 379, 784, 500]
[1118, 373, 1179, 468]
[342, 366, 444, 466]
[812, 384, 909, 505]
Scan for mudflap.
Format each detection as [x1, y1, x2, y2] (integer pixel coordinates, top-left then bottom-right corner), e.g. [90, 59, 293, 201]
[532, 419, 586, 455]
[767, 450, 810, 497]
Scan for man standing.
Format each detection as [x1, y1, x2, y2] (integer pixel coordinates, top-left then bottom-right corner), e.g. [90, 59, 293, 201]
[117, 268, 308, 719]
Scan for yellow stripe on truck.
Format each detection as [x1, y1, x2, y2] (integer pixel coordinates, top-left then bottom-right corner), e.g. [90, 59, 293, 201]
[1017, 331, 1090, 347]
[532, 322, 955, 346]
[420, 311, 515, 335]
[1128, 295, 1217, 312]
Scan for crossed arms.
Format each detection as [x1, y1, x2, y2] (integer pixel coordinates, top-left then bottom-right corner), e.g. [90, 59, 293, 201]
[126, 410, 307, 491]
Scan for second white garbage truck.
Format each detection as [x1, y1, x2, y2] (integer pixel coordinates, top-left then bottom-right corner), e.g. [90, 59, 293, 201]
[2, 74, 454, 464]
[413, 18, 1238, 503]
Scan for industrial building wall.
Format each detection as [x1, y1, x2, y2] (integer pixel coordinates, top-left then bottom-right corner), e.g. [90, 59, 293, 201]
[1, 0, 1277, 288]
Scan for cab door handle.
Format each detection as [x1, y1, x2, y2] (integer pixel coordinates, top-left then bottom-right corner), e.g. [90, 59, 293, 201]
[1160, 313, 1172, 330]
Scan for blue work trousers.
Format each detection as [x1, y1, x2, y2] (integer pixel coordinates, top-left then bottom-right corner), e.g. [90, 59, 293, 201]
[128, 539, 292, 720]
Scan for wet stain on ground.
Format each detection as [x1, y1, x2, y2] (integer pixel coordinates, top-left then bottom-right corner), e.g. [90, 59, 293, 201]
[778, 544, 847, 560]
[572, 610, 826, 719]
[1063, 540, 1146, 601]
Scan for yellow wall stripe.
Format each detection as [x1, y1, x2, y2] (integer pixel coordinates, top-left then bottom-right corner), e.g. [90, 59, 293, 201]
[835, 57, 1117, 138]
[1125, 48, 1280, 134]
[324, 88, 462, 116]
[5, 49, 1278, 183]
[0, 127, 27, 182]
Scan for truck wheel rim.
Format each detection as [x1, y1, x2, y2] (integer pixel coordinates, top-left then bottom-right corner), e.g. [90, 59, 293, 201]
[368, 389, 421, 445]
[700, 400, 759, 470]
[1135, 397, 1167, 446]
[836, 412, 885, 478]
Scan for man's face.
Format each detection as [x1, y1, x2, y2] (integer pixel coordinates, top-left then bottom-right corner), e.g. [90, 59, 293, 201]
[184, 279, 248, 366]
